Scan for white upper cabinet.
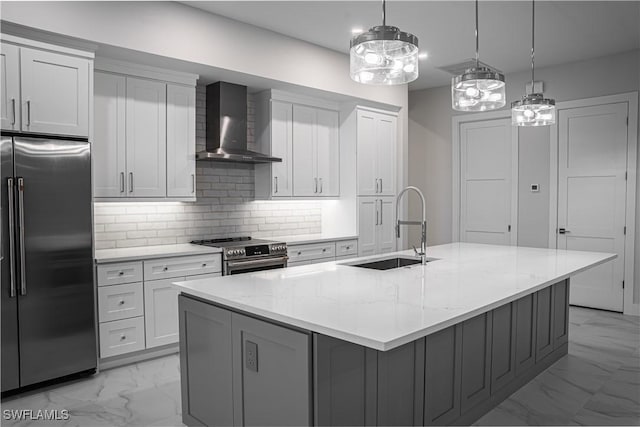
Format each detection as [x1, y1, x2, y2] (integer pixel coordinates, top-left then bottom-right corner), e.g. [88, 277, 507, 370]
[356, 108, 397, 196]
[1, 38, 91, 136]
[166, 84, 196, 198]
[0, 43, 20, 131]
[20, 48, 89, 137]
[126, 77, 167, 197]
[358, 196, 396, 257]
[255, 91, 339, 199]
[93, 60, 198, 201]
[94, 72, 126, 197]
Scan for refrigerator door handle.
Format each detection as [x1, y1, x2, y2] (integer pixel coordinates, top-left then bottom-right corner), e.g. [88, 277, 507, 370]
[7, 178, 17, 297]
[17, 177, 26, 296]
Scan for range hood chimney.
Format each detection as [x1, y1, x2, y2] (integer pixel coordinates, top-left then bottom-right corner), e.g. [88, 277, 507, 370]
[196, 82, 282, 163]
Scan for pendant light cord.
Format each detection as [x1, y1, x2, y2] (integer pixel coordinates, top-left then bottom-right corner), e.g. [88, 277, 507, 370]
[475, 0, 479, 68]
[530, 0, 535, 90]
[382, 0, 386, 27]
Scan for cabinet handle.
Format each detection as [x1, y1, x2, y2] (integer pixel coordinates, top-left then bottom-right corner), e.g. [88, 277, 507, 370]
[346, 246, 350, 250]
[119, 300, 125, 305]
[118, 271, 124, 276]
[202, 263, 207, 267]
[322, 248, 326, 252]
[297, 251, 302, 256]
[11, 98, 16, 125]
[379, 178, 383, 193]
[319, 178, 323, 193]
[120, 172, 125, 193]
[120, 335, 126, 341]
[379, 199, 383, 224]
[274, 176, 278, 194]
[192, 174, 196, 194]
[314, 178, 318, 193]
[129, 172, 134, 193]
[163, 266, 168, 271]
[26, 100, 31, 126]
[376, 201, 380, 225]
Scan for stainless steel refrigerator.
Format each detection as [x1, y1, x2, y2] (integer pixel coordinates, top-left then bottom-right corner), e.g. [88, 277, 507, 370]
[1, 134, 96, 393]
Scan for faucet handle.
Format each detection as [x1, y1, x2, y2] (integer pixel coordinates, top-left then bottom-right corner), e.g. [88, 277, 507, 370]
[412, 245, 425, 257]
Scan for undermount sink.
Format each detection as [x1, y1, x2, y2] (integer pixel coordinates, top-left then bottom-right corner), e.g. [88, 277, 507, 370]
[347, 256, 435, 271]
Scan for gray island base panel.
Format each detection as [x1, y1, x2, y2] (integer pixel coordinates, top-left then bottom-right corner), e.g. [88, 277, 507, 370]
[178, 279, 570, 426]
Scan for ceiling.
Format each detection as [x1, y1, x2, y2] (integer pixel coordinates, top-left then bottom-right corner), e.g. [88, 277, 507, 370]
[182, 1, 640, 91]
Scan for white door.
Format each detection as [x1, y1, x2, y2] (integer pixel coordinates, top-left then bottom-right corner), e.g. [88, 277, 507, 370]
[376, 114, 397, 196]
[377, 197, 396, 254]
[557, 103, 628, 312]
[292, 104, 317, 196]
[126, 77, 166, 197]
[357, 110, 378, 196]
[358, 198, 378, 256]
[315, 109, 340, 197]
[166, 84, 196, 198]
[144, 278, 182, 348]
[93, 72, 126, 197]
[20, 47, 89, 136]
[459, 118, 516, 245]
[0, 43, 20, 131]
[271, 101, 293, 197]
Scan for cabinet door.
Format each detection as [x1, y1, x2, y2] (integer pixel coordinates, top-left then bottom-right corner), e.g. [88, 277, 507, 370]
[20, 47, 89, 136]
[145, 278, 183, 348]
[535, 286, 554, 362]
[292, 104, 317, 196]
[377, 197, 396, 254]
[356, 110, 378, 196]
[231, 313, 311, 426]
[515, 293, 537, 376]
[179, 295, 234, 427]
[271, 100, 293, 197]
[460, 312, 492, 414]
[376, 114, 397, 195]
[94, 72, 126, 197]
[358, 198, 378, 257]
[315, 109, 340, 197]
[0, 43, 20, 131]
[490, 303, 517, 393]
[126, 77, 167, 197]
[552, 280, 569, 349]
[424, 326, 461, 426]
[166, 84, 195, 198]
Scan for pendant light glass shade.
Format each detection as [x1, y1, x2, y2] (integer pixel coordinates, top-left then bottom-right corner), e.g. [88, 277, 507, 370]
[350, 1, 419, 85]
[452, 68, 505, 111]
[512, 0, 555, 126]
[452, 0, 506, 112]
[511, 93, 555, 126]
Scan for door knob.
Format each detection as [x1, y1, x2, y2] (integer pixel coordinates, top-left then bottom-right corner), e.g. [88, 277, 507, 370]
[558, 228, 571, 234]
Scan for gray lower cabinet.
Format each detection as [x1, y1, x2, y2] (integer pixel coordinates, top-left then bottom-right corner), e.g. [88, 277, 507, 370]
[179, 295, 311, 427]
[552, 280, 570, 349]
[514, 293, 537, 376]
[424, 326, 461, 426]
[460, 312, 492, 413]
[179, 296, 234, 427]
[490, 302, 517, 393]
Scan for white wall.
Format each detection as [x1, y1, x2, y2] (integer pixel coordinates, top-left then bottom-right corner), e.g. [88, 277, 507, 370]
[408, 49, 640, 308]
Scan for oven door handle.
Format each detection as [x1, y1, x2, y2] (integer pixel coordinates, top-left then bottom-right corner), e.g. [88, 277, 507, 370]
[226, 256, 289, 269]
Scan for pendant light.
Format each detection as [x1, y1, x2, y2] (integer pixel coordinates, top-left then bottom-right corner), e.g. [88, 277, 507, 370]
[511, 0, 556, 126]
[452, 0, 506, 111]
[350, 0, 419, 85]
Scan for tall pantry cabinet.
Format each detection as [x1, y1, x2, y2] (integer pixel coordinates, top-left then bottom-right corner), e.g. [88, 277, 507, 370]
[355, 108, 398, 256]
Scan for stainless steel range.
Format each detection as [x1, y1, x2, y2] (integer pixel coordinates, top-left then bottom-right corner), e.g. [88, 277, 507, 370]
[191, 237, 288, 275]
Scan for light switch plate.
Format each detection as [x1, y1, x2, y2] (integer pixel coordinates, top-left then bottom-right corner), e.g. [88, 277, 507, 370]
[531, 184, 540, 192]
[245, 340, 258, 372]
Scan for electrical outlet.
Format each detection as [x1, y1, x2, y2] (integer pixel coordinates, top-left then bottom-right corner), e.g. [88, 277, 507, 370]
[245, 341, 258, 372]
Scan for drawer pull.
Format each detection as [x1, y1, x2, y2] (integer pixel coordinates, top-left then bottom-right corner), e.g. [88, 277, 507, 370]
[120, 335, 126, 341]
[119, 300, 125, 305]
[163, 266, 168, 271]
[346, 246, 351, 250]
[202, 263, 207, 267]
[322, 248, 327, 252]
[118, 271, 124, 276]
[297, 251, 302, 256]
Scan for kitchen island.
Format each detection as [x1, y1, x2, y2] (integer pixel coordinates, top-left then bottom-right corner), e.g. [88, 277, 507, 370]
[173, 243, 614, 426]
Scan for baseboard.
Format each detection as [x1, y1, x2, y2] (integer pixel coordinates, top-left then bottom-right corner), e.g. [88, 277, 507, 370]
[99, 344, 179, 371]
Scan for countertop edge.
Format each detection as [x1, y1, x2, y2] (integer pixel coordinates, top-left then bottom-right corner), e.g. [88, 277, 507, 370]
[95, 245, 223, 264]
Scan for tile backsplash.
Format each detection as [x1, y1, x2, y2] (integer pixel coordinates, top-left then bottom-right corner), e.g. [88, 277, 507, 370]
[94, 85, 322, 249]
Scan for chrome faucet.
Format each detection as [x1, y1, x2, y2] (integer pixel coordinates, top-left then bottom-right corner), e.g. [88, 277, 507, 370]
[395, 186, 427, 265]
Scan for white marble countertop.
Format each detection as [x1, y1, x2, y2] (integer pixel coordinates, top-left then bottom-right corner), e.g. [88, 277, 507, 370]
[272, 233, 359, 245]
[173, 243, 615, 351]
[95, 244, 222, 264]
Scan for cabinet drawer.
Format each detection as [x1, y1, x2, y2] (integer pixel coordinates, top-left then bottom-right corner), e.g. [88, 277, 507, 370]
[97, 261, 143, 286]
[99, 317, 145, 358]
[288, 242, 335, 263]
[335, 239, 358, 257]
[144, 254, 222, 280]
[98, 282, 144, 322]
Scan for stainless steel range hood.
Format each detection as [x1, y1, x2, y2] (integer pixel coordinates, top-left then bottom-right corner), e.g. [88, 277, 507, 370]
[196, 82, 282, 164]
